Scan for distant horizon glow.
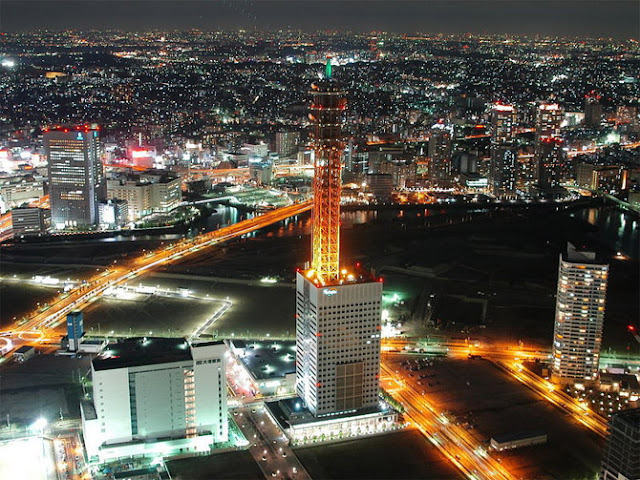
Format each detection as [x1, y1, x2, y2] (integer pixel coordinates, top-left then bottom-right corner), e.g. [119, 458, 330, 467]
[0, 0, 638, 39]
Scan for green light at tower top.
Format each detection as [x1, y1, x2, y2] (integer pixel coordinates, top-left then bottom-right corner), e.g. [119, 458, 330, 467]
[325, 58, 332, 79]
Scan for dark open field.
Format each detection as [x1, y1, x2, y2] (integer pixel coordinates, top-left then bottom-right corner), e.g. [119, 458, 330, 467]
[167, 450, 263, 480]
[294, 429, 463, 480]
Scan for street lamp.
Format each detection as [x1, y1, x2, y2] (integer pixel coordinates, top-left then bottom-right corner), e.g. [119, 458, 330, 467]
[31, 417, 47, 433]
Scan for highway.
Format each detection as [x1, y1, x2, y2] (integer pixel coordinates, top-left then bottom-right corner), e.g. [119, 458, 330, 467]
[380, 361, 515, 480]
[382, 338, 611, 441]
[1, 200, 312, 343]
[494, 360, 608, 438]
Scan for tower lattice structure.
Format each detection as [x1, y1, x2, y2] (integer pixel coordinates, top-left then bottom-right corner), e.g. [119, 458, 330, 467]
[309, 70, 346, 285]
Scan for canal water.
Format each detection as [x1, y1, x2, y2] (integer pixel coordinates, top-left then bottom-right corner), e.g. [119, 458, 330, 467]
[569, 206, 639, 260]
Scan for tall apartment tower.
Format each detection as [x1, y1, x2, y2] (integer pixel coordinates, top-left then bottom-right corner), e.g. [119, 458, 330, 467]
[296, 61, 383, 417]
[82, 338, 227, 462]
[600, 409, 640, 480]
[489, 104, 518, 198]
[551, 243, 609, 385]
[45, 126, 105, 228]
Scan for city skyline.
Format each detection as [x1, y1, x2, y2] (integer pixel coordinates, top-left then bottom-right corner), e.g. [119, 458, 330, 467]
[0, 19, 638, 480]
[0, 1, 638, 39]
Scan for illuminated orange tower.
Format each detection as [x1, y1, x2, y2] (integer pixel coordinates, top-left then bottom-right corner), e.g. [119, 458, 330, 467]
[309, 60, 347, 285]
[296, 62, 383, 417]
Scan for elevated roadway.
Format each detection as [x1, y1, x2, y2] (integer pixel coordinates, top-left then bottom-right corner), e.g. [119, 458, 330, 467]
[1, 201, 312, 344]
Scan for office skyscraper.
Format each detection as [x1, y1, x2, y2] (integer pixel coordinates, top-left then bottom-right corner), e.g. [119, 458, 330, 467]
[585, 95, 604, 127]
[534, 103, 565, 190]
[491, 103, 516, 144]
[535, 103, 563, 141]
[296, 61, 382, 417]
[490, 146, 518, 198]
[489, 104, 518, 198]
[45, 125, 104, 228]
[551, 243, 609, 385]
[600, 409, 640, 480]
[428, 127, 452, 181]
[536, 139, 565, 189]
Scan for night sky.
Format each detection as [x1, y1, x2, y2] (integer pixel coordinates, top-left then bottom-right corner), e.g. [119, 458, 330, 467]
[0, 0, 638, 39]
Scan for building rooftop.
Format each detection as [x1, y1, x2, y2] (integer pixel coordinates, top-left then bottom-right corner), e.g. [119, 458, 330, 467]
[491, 430, 547, 444]
[14, 345, 34, 354]
[565, 242, 604, 264]
[107, 170, 179, 186]
[230, 339, 295, 381]
[266, 397, 387, 428]
[93, 337, 192, 371]
[612, 408, 640, 430]
[298, 263, 381, 288]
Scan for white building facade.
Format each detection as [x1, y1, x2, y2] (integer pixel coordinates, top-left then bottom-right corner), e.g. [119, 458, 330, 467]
[552, 244, 609, 384]
[106, 174, 181, 221]
[82, 338, 227, 462]
[296, 273, 382, 417]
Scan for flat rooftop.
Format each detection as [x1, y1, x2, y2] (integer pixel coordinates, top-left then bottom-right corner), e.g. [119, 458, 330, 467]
[491, 430, 547, 444]
[565, 242, 603, 264]
[230, 339, 295, 380]
[298, 264, 381, 288]
[93, 337, 192, 371]
[613, 408, 640, 430]
[266, 397, 387, 428]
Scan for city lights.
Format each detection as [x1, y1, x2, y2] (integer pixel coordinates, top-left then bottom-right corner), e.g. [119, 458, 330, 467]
[0, 17, 638, 480]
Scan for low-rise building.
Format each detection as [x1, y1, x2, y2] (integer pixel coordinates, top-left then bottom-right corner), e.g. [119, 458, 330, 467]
[98, 199, 129, 228]
[0, 175, 44, 211]
[106, 171, 181, 221]
[576, 163, 628, 193]
[366, 173, 393, 200]
[11, 207, 50, 236]
[490, 431, 547, 451]
[266, 398, 399, 445]
[229, 340, 296, 396]
[13, 345, 36, 363]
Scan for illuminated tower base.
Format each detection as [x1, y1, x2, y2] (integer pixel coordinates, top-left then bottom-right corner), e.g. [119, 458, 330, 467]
[296, 271, 382, 417]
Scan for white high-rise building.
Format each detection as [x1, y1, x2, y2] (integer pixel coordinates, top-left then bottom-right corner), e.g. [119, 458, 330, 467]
[551, 244, 609, 385]
[82, 338, 227, 462]
[296, 272, 382, 417]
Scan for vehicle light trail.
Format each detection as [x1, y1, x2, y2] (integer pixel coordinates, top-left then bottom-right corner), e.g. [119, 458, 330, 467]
[3, 200, 312, 338]
[382, 337, 611, 440]
[380, 361, 516, 480]
[494, 360, 608, 438]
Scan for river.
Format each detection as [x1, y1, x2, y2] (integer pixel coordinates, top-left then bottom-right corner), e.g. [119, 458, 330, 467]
[90, 203, 638, 261]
